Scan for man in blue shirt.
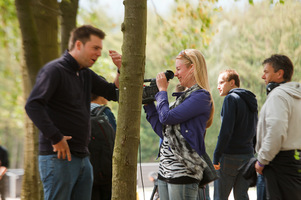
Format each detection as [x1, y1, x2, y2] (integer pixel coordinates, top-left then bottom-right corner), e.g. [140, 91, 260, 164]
[25, 25, 121, 200]
[213, 69, 258, 200]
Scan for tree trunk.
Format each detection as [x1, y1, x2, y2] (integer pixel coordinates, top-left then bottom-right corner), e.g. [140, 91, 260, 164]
[33, 0, 59, 64]
[15, 0, 42, 85]
[59, 0, 79, 53]
[112, 0, 147, 199]
[15, 0, 60, 199]
[15, 0, 43, 199]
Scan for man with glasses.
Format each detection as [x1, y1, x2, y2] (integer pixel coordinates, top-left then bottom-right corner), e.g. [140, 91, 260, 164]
[255, 54, 301, 199]
[213, 69, 258, 200]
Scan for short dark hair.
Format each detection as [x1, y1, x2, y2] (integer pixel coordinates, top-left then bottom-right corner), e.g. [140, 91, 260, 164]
[68, 25, 106, 50]
[262, 54, 294, 82]
[221, 69, 240, 87]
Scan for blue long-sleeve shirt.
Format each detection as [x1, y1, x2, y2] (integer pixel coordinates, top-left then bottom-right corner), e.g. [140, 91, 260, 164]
[144, 89, 212, 157]
[213, 88, 258, 164]
[25, 51, 118, 155]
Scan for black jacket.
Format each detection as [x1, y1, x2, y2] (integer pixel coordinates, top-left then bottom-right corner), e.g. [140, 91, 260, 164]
[0, 146, 9, 167]
[213, 88, 258, 164]
[25, 51, 118, 155]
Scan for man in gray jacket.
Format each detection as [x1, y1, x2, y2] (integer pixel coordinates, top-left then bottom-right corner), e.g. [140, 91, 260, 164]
[255, 54, 301, 200]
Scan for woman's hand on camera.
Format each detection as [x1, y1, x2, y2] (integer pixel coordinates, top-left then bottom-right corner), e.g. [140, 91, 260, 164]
[156, 72, 169, 91]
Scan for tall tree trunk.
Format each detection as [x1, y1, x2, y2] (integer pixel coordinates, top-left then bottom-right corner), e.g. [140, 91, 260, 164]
[112, 0, 147, 199]
[15, 0, 42, 85]
[15, 0, 59, 199]
[59, 0, 79, 53]
[33, 0, 59, 64]
[15, 0, 43, 199]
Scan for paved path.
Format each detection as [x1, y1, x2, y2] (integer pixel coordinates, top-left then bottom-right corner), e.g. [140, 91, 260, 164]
[138, 186, 257, 200]
[7, 186, 257, 200]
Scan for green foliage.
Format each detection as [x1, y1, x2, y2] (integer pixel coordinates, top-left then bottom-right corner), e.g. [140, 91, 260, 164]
[0, 0, 24, 168]
[152, 0, 219, 69]
[204, 0, 301, 157]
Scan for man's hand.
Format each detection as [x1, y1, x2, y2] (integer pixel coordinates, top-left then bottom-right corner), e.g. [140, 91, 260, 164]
[0, 166, 7, 180]
[255, 161, 264, 175]
[52, 136, 72, 161]
[214, 162, 220, 170]
[109, 50, 122, 69]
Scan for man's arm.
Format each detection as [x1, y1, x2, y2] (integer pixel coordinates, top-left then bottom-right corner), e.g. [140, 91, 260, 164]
[91, 71, 119, 101]
[109, 50, 122, 88]
[255, 160, 265, 175]
[0, 167, 7, 180]
[1, 148, 9, 168]
[256, 94, 287, 166]
[213, 96, 237, 165]
[25, 67, 64, 145]
[25, 67, 72, 160]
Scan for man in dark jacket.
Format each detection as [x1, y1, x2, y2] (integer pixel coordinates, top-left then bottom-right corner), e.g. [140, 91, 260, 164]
[213, 69, 258, 200]
[25, 25, 121, 200]
[90, 92, 116, 200]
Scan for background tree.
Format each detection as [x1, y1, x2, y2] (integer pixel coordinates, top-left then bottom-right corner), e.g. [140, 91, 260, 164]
[15, 0, 78, 199]
[59, 0, 79, 52]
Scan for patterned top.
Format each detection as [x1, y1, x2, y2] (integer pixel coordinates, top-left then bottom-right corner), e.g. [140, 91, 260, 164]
[158, 136, 199, 182]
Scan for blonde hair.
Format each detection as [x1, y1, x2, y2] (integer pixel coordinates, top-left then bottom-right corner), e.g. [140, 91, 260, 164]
[176, 49, 214, 128]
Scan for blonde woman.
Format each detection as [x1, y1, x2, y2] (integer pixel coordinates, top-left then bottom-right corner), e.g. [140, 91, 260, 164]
[144, 49, 214, 200]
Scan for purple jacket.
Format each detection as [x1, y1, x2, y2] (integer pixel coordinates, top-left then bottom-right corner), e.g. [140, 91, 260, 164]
[144, 89, 212, 157]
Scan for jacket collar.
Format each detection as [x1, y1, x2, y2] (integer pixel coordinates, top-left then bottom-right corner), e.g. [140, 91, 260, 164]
[63, 50, 81, 72]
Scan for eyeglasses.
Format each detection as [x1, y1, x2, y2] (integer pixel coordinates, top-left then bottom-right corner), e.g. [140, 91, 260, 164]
[179, 50, 193, 64]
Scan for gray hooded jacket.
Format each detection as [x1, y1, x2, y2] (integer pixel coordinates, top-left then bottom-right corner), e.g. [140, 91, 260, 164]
[256, 82, 301, 165]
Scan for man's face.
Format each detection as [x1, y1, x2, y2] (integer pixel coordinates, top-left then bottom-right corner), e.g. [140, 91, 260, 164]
[217, 73, 233, 96]
[78, 35, 103, 68]
[262, 63, 280, 85]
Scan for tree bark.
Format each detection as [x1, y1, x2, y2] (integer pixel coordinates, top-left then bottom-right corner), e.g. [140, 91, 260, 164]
[15, 0, 43, 199]
[59, 0, 79, 53]
[112, 0, 147, 199]
[15, 0, 60, 199]
[33, 0, 59, 64]
[15, 0, 42, 86]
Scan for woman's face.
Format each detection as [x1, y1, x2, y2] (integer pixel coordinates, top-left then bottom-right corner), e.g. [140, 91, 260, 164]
[175, 59, 193, 87]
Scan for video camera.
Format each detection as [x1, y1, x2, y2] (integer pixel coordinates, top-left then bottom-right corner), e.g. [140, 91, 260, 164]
[142, 70, 174, 104]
